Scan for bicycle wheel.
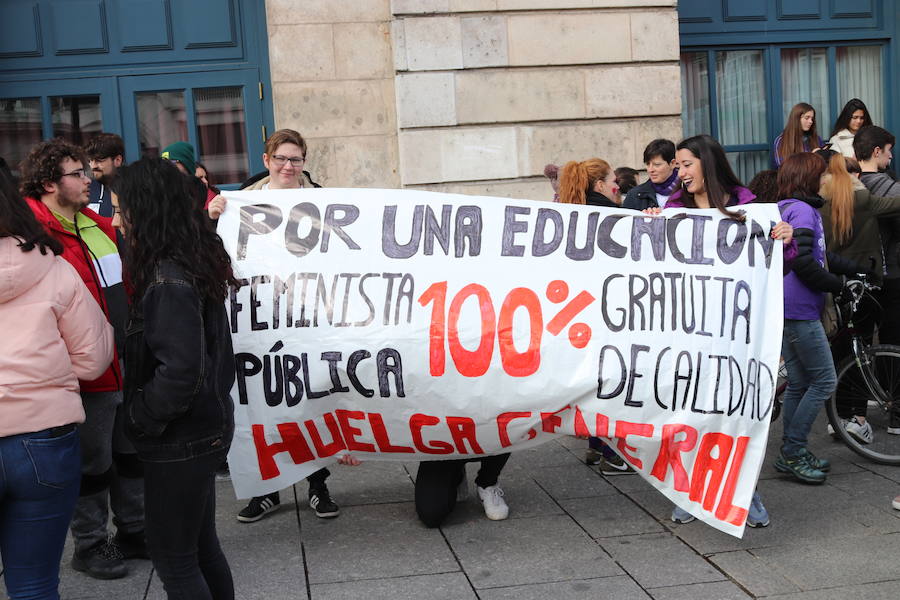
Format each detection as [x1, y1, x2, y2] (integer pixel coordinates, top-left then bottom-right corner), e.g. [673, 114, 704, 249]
[826, 344, 900, 465]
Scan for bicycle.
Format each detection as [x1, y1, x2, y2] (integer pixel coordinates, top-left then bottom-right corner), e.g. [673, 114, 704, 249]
[823, 277, 900, 465]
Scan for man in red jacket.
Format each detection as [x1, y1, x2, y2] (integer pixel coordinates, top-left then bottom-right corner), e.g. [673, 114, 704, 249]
[20, 139, 144, 580]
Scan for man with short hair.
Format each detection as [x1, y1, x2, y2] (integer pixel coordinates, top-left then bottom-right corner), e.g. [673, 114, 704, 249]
[853, 125, 900, 353]
[85, 133, 125, 218]
[623, 139, 679, 211]
[21, 139, 145, 580]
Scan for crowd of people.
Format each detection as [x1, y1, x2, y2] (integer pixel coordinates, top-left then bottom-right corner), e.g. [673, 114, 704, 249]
[1, 94, 900, 598]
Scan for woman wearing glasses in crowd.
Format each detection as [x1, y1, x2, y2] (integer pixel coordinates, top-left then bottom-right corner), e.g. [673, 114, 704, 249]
[233, 129, 351, 525]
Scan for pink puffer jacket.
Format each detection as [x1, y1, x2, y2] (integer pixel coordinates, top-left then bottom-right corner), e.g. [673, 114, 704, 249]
[0, 237, 113, 437]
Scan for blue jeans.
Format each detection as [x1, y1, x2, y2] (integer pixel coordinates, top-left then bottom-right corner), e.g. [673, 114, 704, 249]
[0, 426, 81, 600]
[782, 319, 837, 456]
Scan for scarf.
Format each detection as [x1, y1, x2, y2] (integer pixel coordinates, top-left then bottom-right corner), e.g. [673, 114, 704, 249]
[651, 168, 679, 197]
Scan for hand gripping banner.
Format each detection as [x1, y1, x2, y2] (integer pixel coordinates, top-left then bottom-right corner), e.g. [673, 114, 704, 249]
[219, 188, 784, 538]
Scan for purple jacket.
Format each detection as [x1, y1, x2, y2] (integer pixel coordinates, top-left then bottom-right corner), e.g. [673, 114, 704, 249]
[778, 198, 827, 320]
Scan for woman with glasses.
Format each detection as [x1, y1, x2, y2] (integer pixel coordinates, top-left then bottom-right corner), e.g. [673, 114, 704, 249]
[234, 129, 343, 524]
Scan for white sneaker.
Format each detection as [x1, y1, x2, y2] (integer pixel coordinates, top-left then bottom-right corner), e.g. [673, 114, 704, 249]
[456, 475, 469, 502]
[477, 485, 509, 521]
[846, 416, 874, 444]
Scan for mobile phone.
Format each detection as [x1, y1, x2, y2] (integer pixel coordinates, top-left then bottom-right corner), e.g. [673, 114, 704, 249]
[821, 142, 833, 150]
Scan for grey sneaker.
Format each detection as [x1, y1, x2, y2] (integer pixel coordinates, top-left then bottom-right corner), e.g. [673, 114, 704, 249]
[671, 506, 695, 524]
[746, 492, 769, 528]
[846, 416, 874, 444]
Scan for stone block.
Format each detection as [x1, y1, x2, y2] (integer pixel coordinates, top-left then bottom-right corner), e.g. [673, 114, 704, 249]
[601, 532, 725, 589]
[631, 9, 680, 62]
[399, 126, 519, 185]
[391, 19, 408, 70]
[585, 64, 682, 119]
[268, 0, 391, 24]
[443, 514, 622, 588]
[396, 72, 457, 128]
[414, 178, 550, 201]
[302, 503, 458, 584]
[311, 573, 478, 600]
[648, 581, 753, 600]
[334, 22, 393, 79]
[561, 496, 666, 538]
[452, 0, 500, 14]
[461, 15, 508, 68]
[392, 0, 450, 14]
[304, 137, 336, 185]
[455, 68, 584, 124]
[631, 116, 683, 170]
[498, 0, 673, 8]
[333, 134, 401, 188]
[403, 16, 464, 70]
[268, 24, 335, 82]
[516, 121, 636, 178]
[479, 576, 652, 600]
[273, 79, 396, 138]
[507, 12, 630, 66]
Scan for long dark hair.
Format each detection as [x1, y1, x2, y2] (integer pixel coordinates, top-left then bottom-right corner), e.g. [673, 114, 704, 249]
[776, 103, 818, 164]
[0, 156, 63, 255]
[113, 158, 238, 303]
[830, 98, 873, 138]
[676, 135, 744, 218]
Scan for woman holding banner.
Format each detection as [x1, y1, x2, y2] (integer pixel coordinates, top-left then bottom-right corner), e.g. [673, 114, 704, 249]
[655, 134, 796, 526]
[115, 158, 238, 599]
[234, 129, 344, 524]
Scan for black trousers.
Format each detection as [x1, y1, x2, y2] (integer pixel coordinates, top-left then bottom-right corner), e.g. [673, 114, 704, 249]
[414, 454, 510, 528]
[143, 448, 233, 600]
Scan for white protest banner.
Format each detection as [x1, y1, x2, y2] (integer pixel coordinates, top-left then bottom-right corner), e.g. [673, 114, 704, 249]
[219, 188, 783, 538]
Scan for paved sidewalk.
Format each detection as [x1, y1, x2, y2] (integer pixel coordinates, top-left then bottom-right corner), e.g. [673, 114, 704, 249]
[4, 414, 900, 599]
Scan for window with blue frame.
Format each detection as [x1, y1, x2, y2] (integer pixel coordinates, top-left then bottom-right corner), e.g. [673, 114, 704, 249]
[680, 43, 887, 182]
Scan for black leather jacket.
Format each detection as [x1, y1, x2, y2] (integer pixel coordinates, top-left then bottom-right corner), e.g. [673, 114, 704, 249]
[623, 180, 659, 211]
[124, 260, 235, 462]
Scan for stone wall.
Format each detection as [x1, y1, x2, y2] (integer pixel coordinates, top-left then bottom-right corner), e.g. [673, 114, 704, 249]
[264, 0, 400, 188]
[265, 1, 682, 199]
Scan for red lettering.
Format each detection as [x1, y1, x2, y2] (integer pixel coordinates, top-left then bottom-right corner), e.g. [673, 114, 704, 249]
[689, 432, 734, 511]
[497, 411, 532, 447]
[540, 405, 570, 434]
[410, 413, 454, 454]
[447, 416, 484, 454]
[574, 408, 610, 438]
[252, 423, 314, 480]
[303, 413, 346, 458]
[335, 409, 376, 453]
[649, 423, 698, 492]
[614, 421, 654, 470]
[715, 436, 751, 525]
[368, 412, 414, 453]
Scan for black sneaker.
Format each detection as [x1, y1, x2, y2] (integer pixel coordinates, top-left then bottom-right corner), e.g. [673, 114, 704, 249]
[309, 485, 340, 518]
[112, 530, 150, 559]
[237, 492, 281, 523]
[71, 541, 129, 580]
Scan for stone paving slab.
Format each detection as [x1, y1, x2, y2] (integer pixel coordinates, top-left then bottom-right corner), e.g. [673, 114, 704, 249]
[323, 460, 416, 506]
[648, 580, 753, 600]
[442, 513, 621, 589]
[529, 463, 622, 500]
[559, 495, 666, 538]
[706, 550, 803, 597]
[600, 532, 726, 589]
[309, 572, 477, 600]
[477, 575, 651, 599]
[748, 532, 900, 591]
[301, 502, 458, 585]
[440, 469, 564, 524]
[760, 581, 900, 600]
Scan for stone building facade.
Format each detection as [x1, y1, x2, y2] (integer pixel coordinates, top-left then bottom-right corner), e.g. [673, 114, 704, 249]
[265, 0, 682, 199]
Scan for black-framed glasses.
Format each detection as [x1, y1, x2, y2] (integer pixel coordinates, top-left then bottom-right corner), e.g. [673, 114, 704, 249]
[60, 169, 91, 180]
[270, 154, 305, 167]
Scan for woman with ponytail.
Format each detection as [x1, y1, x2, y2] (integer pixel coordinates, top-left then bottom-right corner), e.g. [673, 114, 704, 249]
[773, 103, 825, 167]
[818, 149, 900, 443]
[558, 158, 619, 207]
